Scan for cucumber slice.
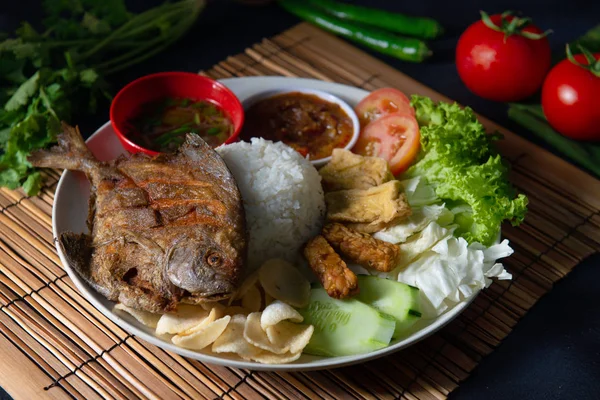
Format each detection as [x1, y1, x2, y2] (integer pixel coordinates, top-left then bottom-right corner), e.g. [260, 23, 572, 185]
[355, 275, 422, 338]
[297, 288, 396, 357]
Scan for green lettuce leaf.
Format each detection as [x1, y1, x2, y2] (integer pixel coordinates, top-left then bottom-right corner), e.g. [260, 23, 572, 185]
[403, 95, 528, 246]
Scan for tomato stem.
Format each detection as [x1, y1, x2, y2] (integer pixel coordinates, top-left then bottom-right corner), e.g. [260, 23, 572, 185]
[566, 44, 600, 77]
[480, 10, 552, 42]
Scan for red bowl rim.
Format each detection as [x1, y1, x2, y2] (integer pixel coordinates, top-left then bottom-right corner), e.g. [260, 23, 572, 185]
[109, 71, 245, 156]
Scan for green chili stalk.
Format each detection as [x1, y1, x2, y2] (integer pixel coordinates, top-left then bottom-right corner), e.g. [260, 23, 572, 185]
[508, 104, 600, 177]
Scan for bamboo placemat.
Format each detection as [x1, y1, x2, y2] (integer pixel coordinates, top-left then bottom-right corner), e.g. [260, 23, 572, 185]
[0, 22, 598, 400]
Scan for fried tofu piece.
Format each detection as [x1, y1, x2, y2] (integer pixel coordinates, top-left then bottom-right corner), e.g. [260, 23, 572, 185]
[325, 180, 411, 233]
[303, 235, 359, 299]
[319, 149, 393, 191]
[322, 223, 400, 272]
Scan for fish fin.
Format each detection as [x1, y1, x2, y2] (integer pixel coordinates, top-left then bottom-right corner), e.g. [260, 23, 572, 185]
[59, 232, 112, 298]
[28, 123, 96, 171]
[178, 133, 229, 175]
[178, 133, 245, 214]
[93, 231, 164, 257]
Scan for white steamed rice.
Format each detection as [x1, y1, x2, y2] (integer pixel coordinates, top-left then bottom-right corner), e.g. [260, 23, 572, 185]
[217, 138, 325, 270]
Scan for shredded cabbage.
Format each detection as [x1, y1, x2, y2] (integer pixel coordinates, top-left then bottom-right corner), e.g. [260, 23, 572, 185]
[373, 204, 452, 244]
[398, 176, 438, 207]
[395, 232, 513, 318]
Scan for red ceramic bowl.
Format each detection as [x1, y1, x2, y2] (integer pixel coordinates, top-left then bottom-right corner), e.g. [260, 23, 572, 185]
[110, 72, 244, 156]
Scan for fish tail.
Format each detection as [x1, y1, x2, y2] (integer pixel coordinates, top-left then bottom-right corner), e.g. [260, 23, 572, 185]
[28, 122, 96, 171]
[59, 232, 114, 299]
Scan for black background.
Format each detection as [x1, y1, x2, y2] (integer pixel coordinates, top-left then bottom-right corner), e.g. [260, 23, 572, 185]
[1, 1, 599, 399]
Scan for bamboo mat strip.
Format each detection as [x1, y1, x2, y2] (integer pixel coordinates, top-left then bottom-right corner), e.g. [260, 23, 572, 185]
[0, 22, 597, 400]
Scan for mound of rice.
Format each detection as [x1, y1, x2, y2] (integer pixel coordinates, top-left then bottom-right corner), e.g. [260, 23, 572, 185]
[217, 138, 325, 270]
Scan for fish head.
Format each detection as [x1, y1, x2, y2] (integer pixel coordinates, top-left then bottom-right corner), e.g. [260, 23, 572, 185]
[165, 237, 242, 299]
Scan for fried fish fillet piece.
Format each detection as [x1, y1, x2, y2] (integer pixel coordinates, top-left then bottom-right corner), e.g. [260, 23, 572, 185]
[325, 180, 411, 233]
[303, 235, 358, 299]
[322, 223, 400, 272]
[318, 149, 393, 191]
[29, 124, 247, 313]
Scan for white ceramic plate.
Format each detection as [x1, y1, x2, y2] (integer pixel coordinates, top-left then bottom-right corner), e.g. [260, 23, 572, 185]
[53, 76, 479, 371]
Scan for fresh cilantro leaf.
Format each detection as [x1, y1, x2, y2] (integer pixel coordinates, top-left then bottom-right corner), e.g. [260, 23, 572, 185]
[0, 147, 31, 176]
[0, 38, 41, 60]
[16, 22, 40, 40]
[52, 20, 90, 40]
[81, 0, 130, 27]
[42, 0, 84, 28]
[5, 71, 39, 111]
[0, 127, 10, 145]
[0, 111, 60, 194]
[42, 0, 129, 37]
[79, 68, 98, 84]
[44, 83, 61, 97]
[0, 167, 23, 190]
[82, 13, 110, 35]
[22, 171, 43, 195]
[0, 108, 22, 126]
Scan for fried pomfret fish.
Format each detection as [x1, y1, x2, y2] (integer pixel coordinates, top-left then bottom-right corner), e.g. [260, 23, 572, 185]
[30, 124, 247, 313]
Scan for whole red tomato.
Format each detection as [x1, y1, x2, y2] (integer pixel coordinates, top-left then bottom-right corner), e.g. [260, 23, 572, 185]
[456, 12, 551, 102]
[541, 49, 600, 141]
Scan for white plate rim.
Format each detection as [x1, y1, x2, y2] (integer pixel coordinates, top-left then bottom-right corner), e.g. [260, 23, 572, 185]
[52, 76, 480, 371]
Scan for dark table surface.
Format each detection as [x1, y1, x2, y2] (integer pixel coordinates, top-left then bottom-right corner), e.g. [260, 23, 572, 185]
[1, 1, 599, 399]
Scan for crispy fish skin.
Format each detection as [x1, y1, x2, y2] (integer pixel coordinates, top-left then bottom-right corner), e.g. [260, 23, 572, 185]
[318, 149, 393, 191]
[322, 223, 400, 272]
[30, 124, 246, 313]
[325, 180, 411, 233]
[303, 235, 358, 299]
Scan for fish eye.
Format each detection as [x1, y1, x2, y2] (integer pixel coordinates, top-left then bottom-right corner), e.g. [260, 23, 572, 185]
[206, 252, 222, 267]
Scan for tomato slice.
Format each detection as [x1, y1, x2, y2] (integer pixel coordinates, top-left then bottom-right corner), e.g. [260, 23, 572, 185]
[354, 88, 415, 128]
[352, 113, 420, 175]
